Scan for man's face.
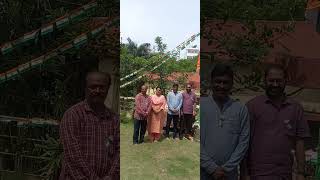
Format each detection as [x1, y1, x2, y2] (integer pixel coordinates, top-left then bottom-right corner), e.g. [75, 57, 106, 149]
[265, 69, 286, 98]
[85, 74, 110, 105]
[186, 85, 191, 93]
[173, 85, 178, 93]
[212, 75, 233, 99]
[141, 85, 147, 95]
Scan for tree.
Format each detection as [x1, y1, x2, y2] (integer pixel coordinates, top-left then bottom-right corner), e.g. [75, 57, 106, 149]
[201, 0, 306, 94]
[154, 36, 167, 53]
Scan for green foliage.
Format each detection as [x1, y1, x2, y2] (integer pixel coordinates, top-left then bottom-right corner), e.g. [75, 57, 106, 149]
[201, 0, 306, 93]
[120, 38, 197, 97]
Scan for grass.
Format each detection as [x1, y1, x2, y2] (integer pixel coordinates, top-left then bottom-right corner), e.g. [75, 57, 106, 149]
[120, 122, 200, 180]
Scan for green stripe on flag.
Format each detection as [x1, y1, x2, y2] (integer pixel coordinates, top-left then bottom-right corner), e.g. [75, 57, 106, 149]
[74, 35, 88, 48]
[59, 44, 73, 53]
[1, 43, 13, 55]
[56, 17, 69, 29]
[41, 25, 54, 36]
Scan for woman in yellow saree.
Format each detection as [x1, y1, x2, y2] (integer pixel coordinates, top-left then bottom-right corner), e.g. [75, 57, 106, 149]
[147, 87, 167, 142]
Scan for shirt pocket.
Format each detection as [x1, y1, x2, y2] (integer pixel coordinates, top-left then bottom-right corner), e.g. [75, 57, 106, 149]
[224, 115, 241, 134]
[282, 118, 296, 137]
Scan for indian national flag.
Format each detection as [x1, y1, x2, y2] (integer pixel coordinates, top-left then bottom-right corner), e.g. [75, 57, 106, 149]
[6, 68, 18, 79]
[0, 73, 5, 82]
[1, 43, 13, 55]
[73, 34, 88, 47]
[70, 9, 85, 22]
[83, 1, 98, 11]
[18, 63, 31, 72]
[31, 56, 44, 67]
[19, 30, 39, 44]
[45, 52, 58, 61]
[307, 0, 320, 10]
[56, 16, 69, 29]
[41, 24, 54, 36]
[59, 43, 73, 53]
[91, 26, 104, 37]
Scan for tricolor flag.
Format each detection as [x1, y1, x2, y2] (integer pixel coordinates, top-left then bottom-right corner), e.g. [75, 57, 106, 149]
[83, 1, 98, 12]
[1, 42, 13, 55]
[70, 9, 85, 22]
[6, 68, 18, 80]
[19, 30, 39, 44]
[59, 43, 73, 53]
[18, 63, 31, 73]
[45, 51, 58, 61]
[73, 34, 88, 48]
[307, 0, 320, 10]
[0, 73, 5, 83]
[56, 16, 70, 29]
[41, 24, 54, 36]
[31, 56, 44, 67]
[91, 26, 105, 37]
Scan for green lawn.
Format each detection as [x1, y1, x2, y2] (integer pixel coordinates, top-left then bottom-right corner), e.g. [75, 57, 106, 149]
[120, 122, 200, 180]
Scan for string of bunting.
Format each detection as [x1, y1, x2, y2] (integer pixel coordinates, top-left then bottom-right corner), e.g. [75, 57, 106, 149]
[0, 1, 98, 56]
[0, 17, 119, 84]
[120, 33, 200, 88]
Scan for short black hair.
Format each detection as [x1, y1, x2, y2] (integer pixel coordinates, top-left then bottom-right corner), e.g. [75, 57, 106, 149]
[172, 83, 178, 88]
[211, 63, 234, 80]
[86, 71, 111, 87]
[156, 86, 162, 90]
[264, 64, 287, 79]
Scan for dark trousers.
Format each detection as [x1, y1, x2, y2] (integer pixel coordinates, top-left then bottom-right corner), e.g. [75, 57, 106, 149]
[180, 114, 194, 137]
[165, 114, 179, 138]
[133, 119, 147, 144]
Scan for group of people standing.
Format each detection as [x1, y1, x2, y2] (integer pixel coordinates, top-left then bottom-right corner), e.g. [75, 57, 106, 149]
[201, 63, 311, 180]
[133, 83, 197, 144]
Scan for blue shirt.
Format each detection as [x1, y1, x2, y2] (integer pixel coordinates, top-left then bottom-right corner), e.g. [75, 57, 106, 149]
[167, 91, 183, 115]
[200, 96, 250, 180]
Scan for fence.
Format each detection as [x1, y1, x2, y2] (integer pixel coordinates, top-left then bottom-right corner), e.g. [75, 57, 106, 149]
[0, 115, 60, 180]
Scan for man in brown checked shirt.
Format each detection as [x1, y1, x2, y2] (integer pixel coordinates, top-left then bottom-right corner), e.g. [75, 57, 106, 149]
[59, 71, 119, 180]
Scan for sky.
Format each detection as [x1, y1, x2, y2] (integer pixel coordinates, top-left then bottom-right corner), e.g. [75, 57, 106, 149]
[120, 0, 200, 58]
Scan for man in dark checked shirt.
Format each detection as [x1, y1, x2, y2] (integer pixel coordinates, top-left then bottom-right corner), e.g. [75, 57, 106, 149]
[59, 71, 119, 180]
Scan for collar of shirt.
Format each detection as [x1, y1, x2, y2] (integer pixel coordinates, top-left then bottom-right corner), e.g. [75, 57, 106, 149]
[262, 95, 293, 106]
[210, 96, 233, 112]
[83, 100, 111, 120]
